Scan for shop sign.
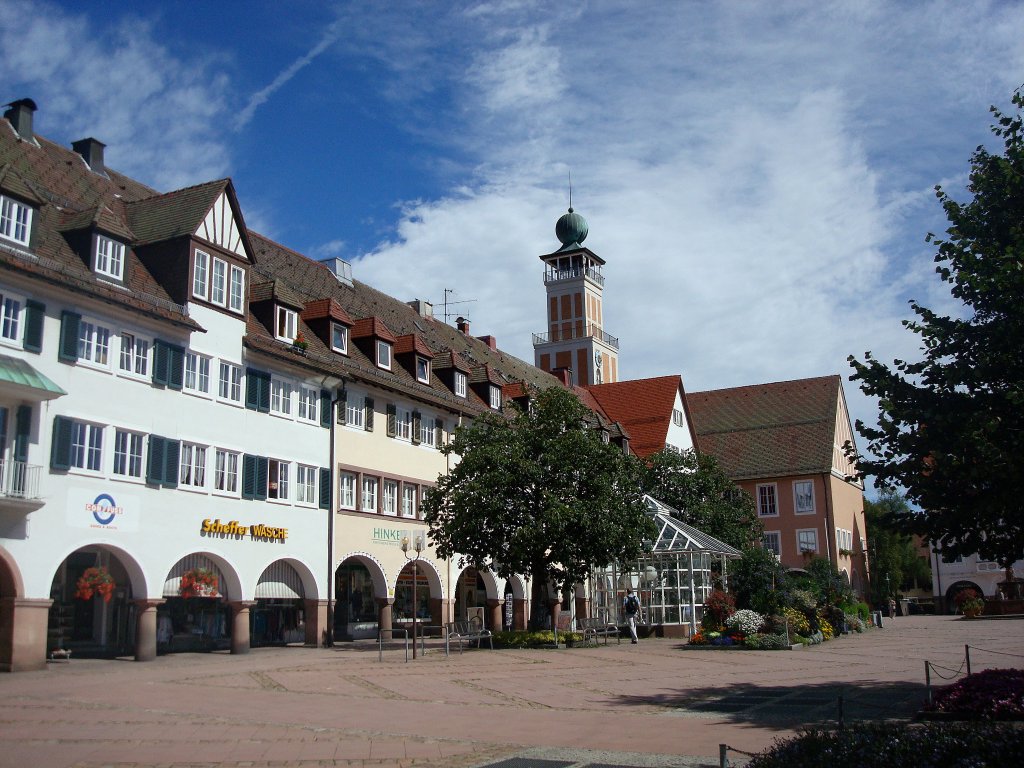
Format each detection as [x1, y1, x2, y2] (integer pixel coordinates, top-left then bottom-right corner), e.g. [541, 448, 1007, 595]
[201, 518, 288, 542]
[372, 527, 405, 546]
[68, 488, 139, 532]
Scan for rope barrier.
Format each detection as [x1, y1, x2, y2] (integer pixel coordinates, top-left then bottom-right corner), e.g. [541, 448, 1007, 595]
[966, 644, 1024, 659]
[926, 659, 966, 680]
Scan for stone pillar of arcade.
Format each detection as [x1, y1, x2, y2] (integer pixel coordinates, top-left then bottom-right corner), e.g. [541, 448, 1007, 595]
[133, 598, 165, 662]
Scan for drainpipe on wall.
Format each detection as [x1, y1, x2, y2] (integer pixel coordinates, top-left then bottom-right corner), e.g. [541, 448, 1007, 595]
[821, 473, 834, 566]
[325, 381, 346, 646]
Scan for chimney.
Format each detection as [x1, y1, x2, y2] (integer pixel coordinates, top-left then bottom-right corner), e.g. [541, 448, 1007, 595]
[72, 137, 107, 177]
[476, 334, 498, 351]
[456, 316, 470, 335]
[407, 299, 433, 318]
[4, 98, 37, 143]
[552, 367, 574, 387]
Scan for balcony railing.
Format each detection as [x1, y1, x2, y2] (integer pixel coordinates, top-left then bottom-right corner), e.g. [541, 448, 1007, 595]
[533, 324, 620, 350]
[543, 266, 605, 287]
[0, 460, 42, 500]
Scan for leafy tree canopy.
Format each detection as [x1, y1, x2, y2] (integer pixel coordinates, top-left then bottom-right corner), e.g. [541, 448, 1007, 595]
[422, 386, 655, 602]
[849, 91, 1024, 569]
[639, 448, 762, 549]
[730, 545, 788, 615]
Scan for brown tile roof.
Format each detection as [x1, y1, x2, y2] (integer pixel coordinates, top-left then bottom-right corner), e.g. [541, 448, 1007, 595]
[57, 201, 135, 241]
[395, 333, 433, 358]
[431, 350, 471, 373]
[686, 375, 842, 480]
[301, 298, 354, 326]
[586, 375, 683, 457]
[351, 316, 398, 343]
[124, 179, 228, 246]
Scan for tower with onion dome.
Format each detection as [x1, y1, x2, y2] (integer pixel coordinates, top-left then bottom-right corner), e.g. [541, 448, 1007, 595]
[532, 207, 619, 385]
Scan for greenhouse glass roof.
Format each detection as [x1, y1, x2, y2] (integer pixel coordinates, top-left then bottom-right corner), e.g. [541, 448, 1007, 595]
[643, 495, 742, 556]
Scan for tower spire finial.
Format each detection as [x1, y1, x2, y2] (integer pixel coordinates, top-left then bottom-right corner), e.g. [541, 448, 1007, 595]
[568, 169, 573, 212]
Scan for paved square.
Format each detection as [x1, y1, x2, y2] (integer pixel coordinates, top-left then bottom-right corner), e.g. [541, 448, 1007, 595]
[1, 615, 1021, 768]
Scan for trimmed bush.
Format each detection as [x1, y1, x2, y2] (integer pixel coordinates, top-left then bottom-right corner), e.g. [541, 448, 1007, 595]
[744, 632, 790, 650]
[492, 630, 583, 648]
[746, 722, 1024, 767]
[925, 668, 1024, 720]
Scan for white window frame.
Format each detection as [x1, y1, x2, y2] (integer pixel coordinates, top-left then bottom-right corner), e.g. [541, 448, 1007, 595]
[797, 528, 819, 554]
[762, 531, 781, 557]
[118, 332, 150, 378]
[361, 475, 378, 512]
[112, 429, 144, 479]
[454, 371, 467, 398]
[793, 480, 815, 515]
[401, 484, 417, 519]
[376, 340, 392, 370]
[419, 416, 436, 448]
[296, 464, 317, 505]
[218, 361, 242, 403]
[345, 395, 365, 429]
[489, 385, 501, 410]
[416, 356, 430, 383]
[672, 408, 685, 427]
[193, 249, 209, 300]
[756, 483, 778, 517]
[78, 318, 111, 368]
[297, 385, 319, 423]
[331, 323, 348, 354]
[382, 479, 398, 516]
[0, 194, 32, 246]
[70, 420, 104, 473]
[179, 442, 207, 489]
[211, 257, 227, 306]
[276, 306, 297, 342]
[268, 459, 289, 500]
[214, 448, 240, 495]
[184, 351, 211, 395]
[339, 471, 356, 509]
[271, 378, 293, 416]
[228, 264, 245, 313]
[0, 291, 22, 345]
[95, 235, 124, 281]
[395, 407, 412, 441]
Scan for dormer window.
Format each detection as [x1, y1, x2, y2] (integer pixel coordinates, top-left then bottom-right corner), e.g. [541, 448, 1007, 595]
[229, 265, 245, 313]
[489, 385, 501, 410]
[193, 250, 209, 299]
[377, 340, 392, 370]
[0, 194, 32, 246]
[331, 322, 348, 354]
[454, 371, 467, 398]
[276, 306, 297, 342]
[94, 235, 124, 280]
[416, 356, 430, 383]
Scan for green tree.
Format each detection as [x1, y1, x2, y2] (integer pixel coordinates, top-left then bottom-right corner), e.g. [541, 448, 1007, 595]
[730, 546, 788, 615]
[639, 449, 762, 550]
[422, 386, 655, 627]
[864, 492, 932, 605]
[848, 91, 1024, 573]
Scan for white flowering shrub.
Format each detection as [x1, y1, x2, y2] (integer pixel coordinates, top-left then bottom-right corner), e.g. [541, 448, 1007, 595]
[725, 609, 765, 635]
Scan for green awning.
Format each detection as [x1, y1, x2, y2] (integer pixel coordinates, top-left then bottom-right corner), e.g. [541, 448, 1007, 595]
[0, 353, 66, 401]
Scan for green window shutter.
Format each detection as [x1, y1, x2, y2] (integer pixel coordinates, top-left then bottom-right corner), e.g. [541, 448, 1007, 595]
[336, 388, 347, 425]
[162, 439, 180, 488]
[435, 418, 444, 446]
[258, 371, 270, 413]
[411, 411, 421, 445]
[146, 435, 166, 484]
[58, 311, 81, 362]
[364, 397, 374, 432]
[23, 300, 44, 353]
[320, 389, 331, 428]
[50, 415, 72, 470]
[14, 406, 31, 462]
[319, 467, 331, 509]
[167, 345, 185, 390]
[241, 454, 257, 499]
[153, 340, 169, 385]
[386, 403, 396, 437]
[255, 456, 268, 500]
[245, 369, 270, 412]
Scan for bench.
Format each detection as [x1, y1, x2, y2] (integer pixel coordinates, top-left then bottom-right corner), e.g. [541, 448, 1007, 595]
[444, 617, 493, 654]
[580, 616, 620, 645]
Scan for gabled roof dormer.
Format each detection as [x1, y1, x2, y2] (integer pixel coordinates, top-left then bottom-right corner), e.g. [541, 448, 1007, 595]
[57, 202, 135, 283]
[432, 350, 472, 399]
[301, 298, 354, 355]
[0, 162, 44, 249]
[395, 333, 434, 384]
[469, 364, 505, 410]
[351, 316, 398, 371]
[250, 280, 306, 343]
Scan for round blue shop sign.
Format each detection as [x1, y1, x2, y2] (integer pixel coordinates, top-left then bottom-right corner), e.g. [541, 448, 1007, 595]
[92, 493, 117, 525]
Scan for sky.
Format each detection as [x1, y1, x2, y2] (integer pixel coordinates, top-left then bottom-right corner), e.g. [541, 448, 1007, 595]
[2, 0, 1022, 477]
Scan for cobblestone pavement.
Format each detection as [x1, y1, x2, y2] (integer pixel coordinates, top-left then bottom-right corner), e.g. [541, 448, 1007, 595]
[1, 615, 1022, 768]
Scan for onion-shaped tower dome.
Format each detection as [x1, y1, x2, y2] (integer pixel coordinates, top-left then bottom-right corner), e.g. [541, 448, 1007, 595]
[554, 207, 588, 251]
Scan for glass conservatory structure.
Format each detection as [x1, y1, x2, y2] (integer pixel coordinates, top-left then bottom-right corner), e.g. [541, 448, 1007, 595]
[589, 496, 741, 637]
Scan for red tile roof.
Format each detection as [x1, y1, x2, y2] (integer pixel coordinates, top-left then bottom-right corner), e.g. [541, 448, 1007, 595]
[351, 316, 397, 343]
[300, 298, 355, 325]
[395, 333, 434, 358]
[686, 375, 842, 480]
[586, 375, 683, 457]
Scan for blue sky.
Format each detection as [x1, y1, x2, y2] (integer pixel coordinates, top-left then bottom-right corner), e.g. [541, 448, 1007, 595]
[2, 0, 1022, 457]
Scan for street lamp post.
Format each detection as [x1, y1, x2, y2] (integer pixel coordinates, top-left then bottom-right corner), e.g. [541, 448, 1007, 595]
[402, 534, 423, 659]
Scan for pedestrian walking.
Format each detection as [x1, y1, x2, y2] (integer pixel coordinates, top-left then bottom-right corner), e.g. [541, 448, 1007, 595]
[623, 588, 640, 643]
[889, 597, 897, 618]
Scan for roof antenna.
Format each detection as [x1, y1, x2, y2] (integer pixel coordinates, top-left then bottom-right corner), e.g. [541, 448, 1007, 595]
[568, 169, 573, 212]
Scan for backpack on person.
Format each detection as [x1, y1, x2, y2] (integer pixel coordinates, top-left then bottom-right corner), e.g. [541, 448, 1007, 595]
[625, 594, 639, 615]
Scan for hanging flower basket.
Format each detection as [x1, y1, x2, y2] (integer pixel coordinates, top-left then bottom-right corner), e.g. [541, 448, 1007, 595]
[179, 567, 219, 598]
[75, 566, 115, 603]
